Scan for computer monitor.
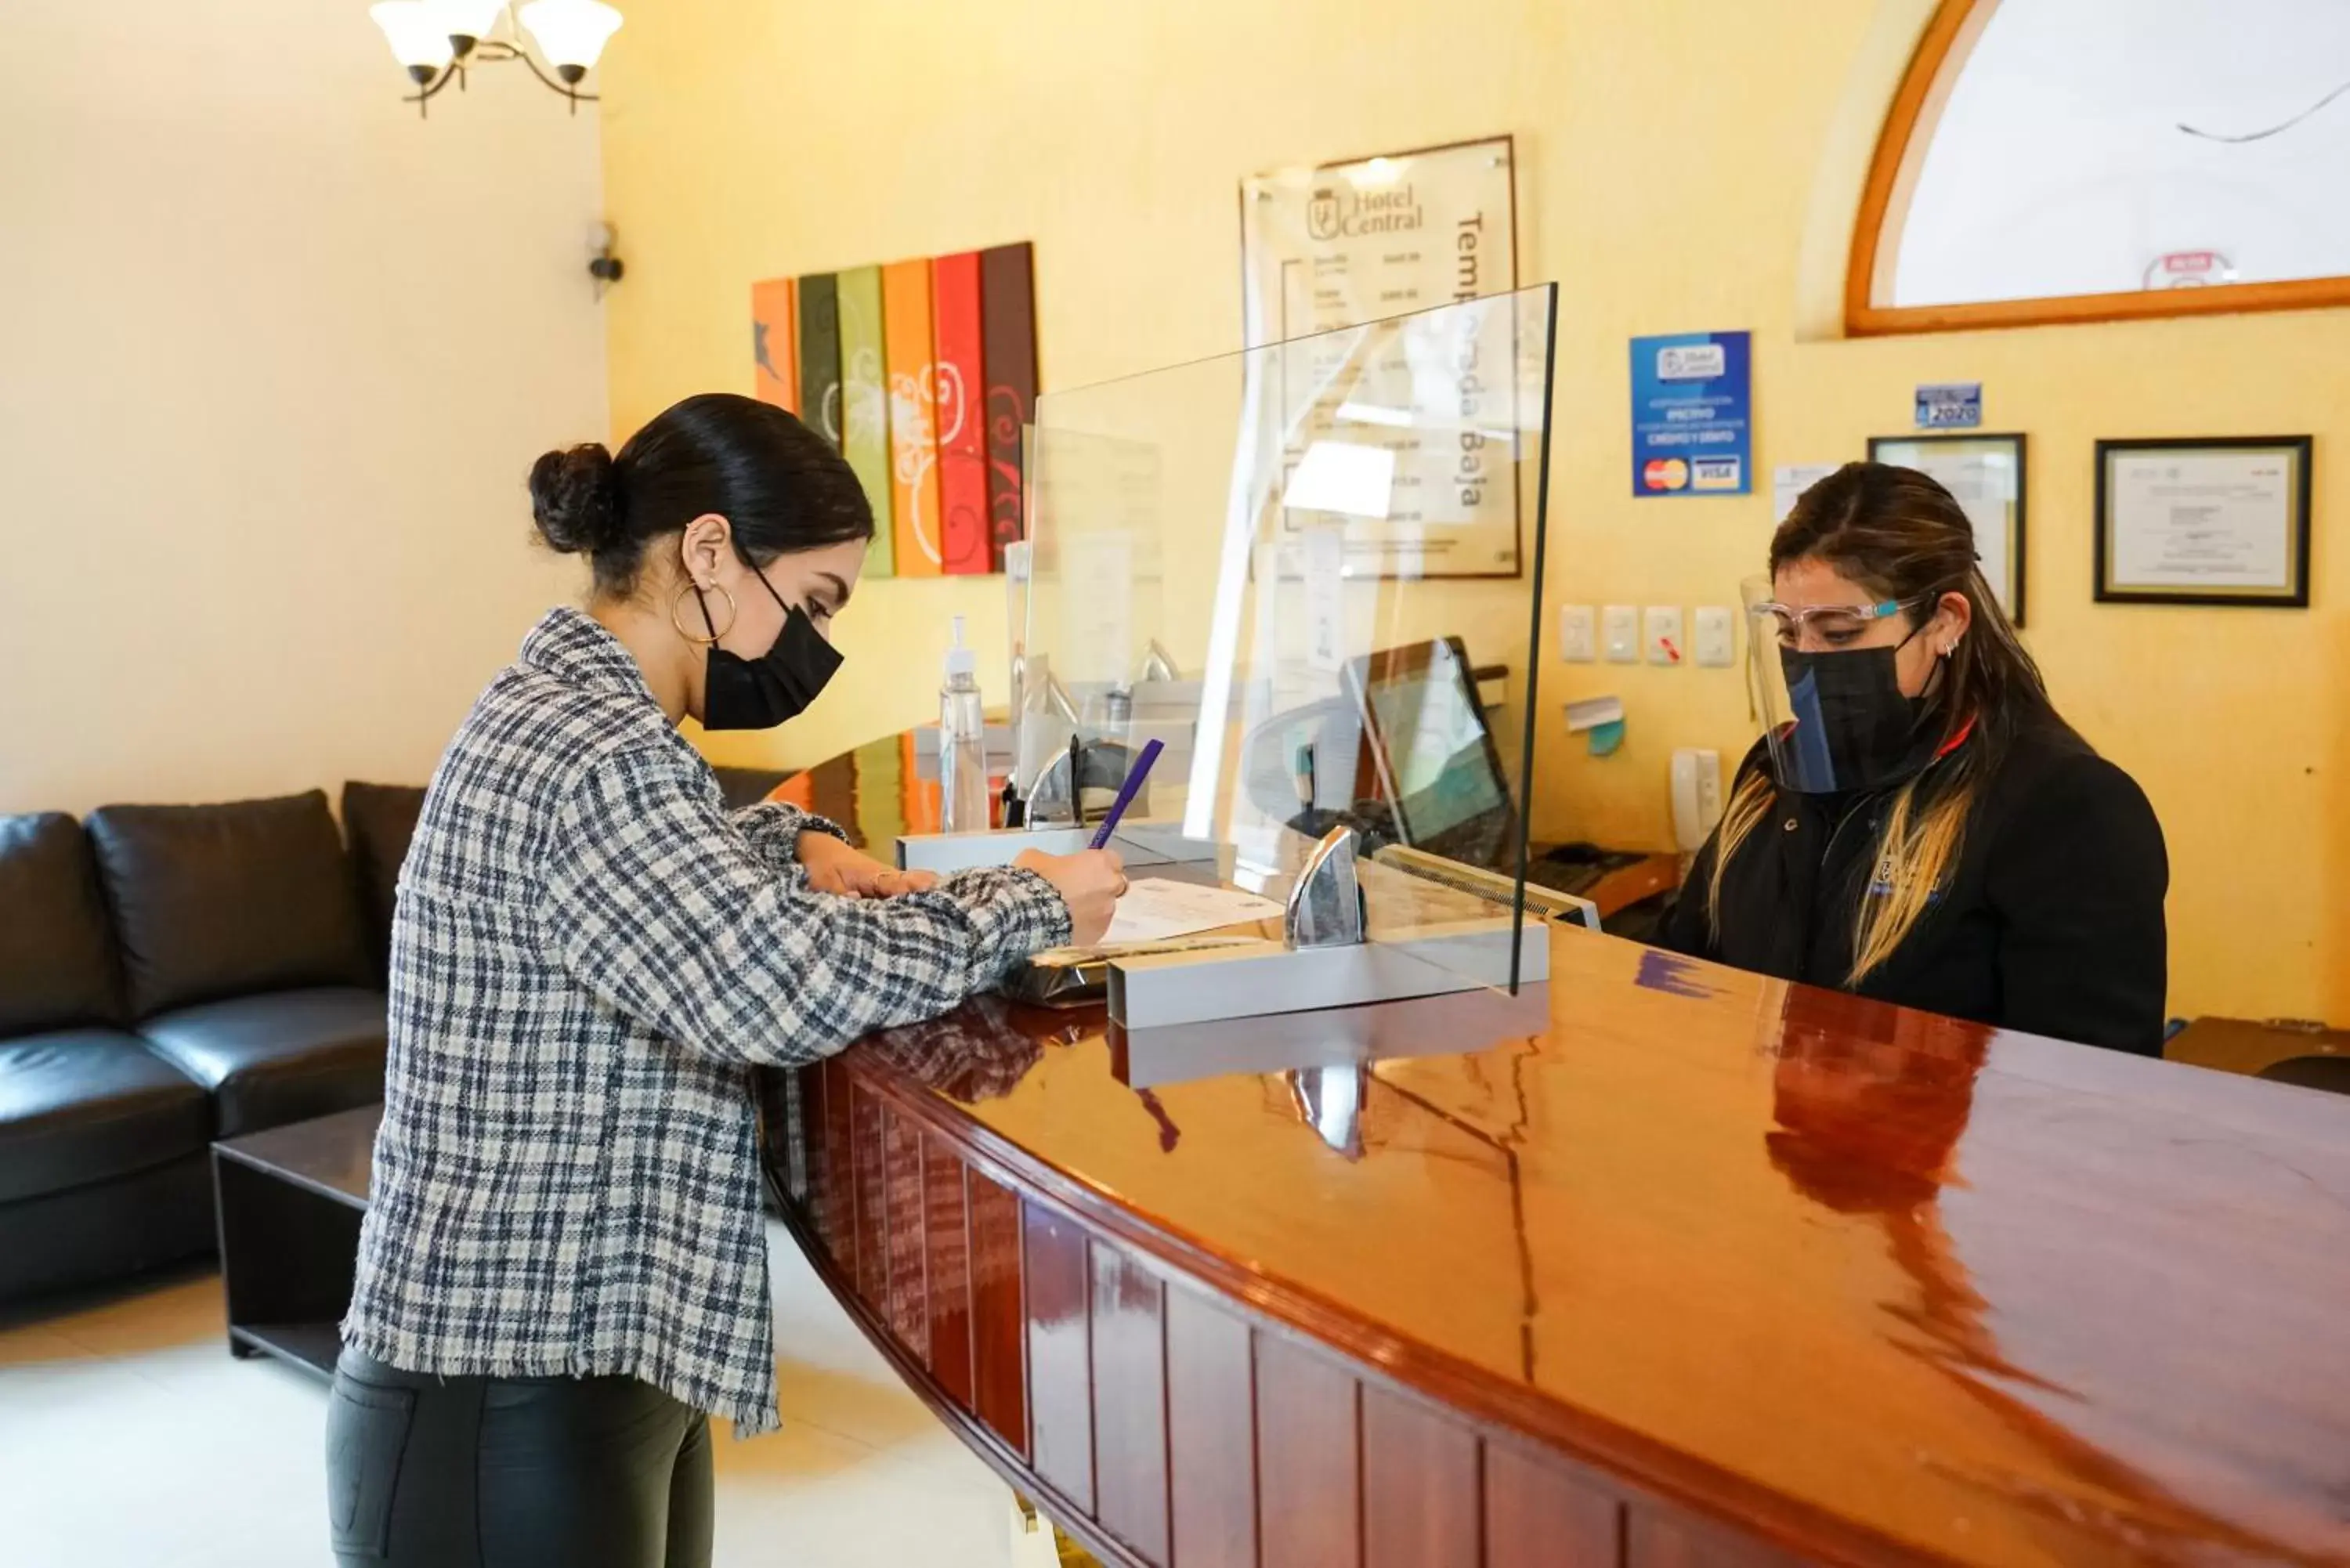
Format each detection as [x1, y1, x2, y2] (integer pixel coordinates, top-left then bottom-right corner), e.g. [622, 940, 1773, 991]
[1344, 638, 1521, 866]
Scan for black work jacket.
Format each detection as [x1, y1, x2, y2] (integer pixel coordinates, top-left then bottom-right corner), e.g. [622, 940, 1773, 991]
[1658, 719, 2168, 1054]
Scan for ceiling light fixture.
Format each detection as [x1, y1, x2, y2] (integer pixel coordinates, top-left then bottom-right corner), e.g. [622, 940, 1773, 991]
[368, 0, 621, 118]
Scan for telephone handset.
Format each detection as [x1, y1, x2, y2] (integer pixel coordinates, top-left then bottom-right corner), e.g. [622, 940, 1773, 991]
[1670, 748, 1724, 854]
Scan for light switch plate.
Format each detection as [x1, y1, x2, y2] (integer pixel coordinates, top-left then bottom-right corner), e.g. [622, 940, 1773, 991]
[1693, 605, 1736, 667]
[1645, 605, 1685, 666]
[1602, 605, 1640, 664]
[1558, 605, 1596, 663]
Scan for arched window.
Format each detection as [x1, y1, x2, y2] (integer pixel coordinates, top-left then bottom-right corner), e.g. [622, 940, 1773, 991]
[1849, 0, 2350, 335]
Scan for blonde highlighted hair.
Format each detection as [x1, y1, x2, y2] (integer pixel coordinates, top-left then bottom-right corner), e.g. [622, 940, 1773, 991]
[1708, 463, 2055, 986]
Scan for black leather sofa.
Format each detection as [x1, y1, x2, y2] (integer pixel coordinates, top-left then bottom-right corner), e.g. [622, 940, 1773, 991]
[0, 786, 422, 1304]
[0, 766, 785, 1306]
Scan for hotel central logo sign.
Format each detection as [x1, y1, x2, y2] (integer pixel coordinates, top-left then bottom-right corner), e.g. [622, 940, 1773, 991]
[1655, 342, 1726, 381]
[1241, 135, 1523, 579]
[1307, 183, 1425, 241]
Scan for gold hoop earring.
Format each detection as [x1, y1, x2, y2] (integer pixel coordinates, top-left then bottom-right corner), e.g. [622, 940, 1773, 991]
[671, 583, 737, 646]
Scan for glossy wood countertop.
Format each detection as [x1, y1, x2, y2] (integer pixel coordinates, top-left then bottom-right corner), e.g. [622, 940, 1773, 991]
[774, 739, 2350, 1566]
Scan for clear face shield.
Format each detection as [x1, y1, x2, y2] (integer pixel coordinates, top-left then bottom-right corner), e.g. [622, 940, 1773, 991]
[1742, 576, 1944, 795]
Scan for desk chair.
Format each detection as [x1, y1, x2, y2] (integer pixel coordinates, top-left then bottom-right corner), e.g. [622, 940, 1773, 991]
[2165, 1016, 2350, 1097]
[2259, 1055, 2350, 1095]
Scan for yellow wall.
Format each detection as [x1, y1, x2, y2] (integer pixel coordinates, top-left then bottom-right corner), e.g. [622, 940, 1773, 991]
[2, 0, 606, 818]
[599, 0, 2347, 1024]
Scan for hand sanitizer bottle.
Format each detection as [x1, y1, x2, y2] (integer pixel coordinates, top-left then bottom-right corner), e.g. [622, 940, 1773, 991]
[939, 616, 988, 833]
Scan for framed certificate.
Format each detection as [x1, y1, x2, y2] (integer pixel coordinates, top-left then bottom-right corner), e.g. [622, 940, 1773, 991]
[1869, 432, 2028, 626]
[1241, 135, 1517, 345]
[1242, 136, 1524, 579]
[2095, 437, 2313, 607]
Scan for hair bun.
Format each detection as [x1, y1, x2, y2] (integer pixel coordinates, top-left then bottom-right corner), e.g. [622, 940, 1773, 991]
[528, 443, 621, 555]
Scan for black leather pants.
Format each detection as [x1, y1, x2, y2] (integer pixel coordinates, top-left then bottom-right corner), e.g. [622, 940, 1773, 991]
[325, 1346, 713, 1568]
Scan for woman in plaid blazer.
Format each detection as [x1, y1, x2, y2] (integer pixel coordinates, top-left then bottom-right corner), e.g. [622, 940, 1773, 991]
[326, 394, 1123, 1568]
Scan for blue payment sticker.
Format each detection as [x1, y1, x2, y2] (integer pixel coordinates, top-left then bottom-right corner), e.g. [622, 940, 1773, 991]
[1631, 331, 1752, 497]
[1914, 382, 1982, 428]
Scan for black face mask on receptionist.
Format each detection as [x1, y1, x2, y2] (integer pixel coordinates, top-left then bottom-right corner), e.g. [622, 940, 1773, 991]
[1775, 640, 1936, 794]
[696, 569, 843, 732]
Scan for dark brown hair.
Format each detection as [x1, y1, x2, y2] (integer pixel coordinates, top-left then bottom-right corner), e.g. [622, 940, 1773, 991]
[1770, 461, 2052, 750]
[528, 393, 872, 597]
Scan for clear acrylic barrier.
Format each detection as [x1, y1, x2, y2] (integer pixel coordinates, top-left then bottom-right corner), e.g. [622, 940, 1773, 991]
[1015, 285, 1559, 1001]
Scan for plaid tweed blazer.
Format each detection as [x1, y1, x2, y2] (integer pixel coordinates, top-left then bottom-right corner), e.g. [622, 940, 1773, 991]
[342, 609, 1068, 1432]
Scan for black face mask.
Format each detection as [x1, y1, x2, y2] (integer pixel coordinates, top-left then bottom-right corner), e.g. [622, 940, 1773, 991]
[1775, 642, 1936, 794]
[697, 569, 844, 732]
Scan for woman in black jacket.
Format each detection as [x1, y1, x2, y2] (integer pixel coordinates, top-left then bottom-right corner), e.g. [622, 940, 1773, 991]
[1658, 462, 2167, 1054]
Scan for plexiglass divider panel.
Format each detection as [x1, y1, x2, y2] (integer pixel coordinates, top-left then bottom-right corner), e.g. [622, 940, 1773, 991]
[938, 286, 1556, 1010]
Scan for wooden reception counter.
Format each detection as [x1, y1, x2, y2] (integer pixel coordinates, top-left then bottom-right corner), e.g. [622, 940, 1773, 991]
[754, 739, 2350, 1568]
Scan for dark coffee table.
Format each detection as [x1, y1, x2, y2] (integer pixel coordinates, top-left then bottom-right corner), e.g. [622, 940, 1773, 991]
[211, 1104, 379, 1380]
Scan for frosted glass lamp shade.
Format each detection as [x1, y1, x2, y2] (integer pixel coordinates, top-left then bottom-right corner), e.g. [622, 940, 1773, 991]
[428, 1, 509, 44]
[519, 0, 622, 76]
[371, 2, 456, 70]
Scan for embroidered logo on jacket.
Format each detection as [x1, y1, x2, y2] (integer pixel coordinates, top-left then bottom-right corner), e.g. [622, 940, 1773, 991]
[1867, 849, 1951, 905]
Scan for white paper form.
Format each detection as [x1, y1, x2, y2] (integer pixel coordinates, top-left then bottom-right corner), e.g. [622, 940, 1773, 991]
[1102, 879, 1285, 945]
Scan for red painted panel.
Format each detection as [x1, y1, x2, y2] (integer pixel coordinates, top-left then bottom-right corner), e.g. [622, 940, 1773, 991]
[1090, 1244, 1170, 1564]
[1484, 1439, 1623, 1568]
[1362, 1383, 1478, 1568]
[850, 1082, 888, 1309]
[883, 1106, 928, 1355]
[1166, 1285, 1256, 1568]
[922, 1133, 976, 1410]
[930, 251, 992, 576]
[967, 1164, 1028, 1459]
[978, 241, 1036, 568]
[1255, 1332, 1359, 1568]
[1025, 1199, 1095, 1516]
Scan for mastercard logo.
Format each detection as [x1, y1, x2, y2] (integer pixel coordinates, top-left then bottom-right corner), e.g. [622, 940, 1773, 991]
[1643, 458, 1690, 492]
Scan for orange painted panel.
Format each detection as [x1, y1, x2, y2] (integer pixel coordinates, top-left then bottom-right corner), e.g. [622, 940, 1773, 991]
[882, 258, 945, 577]
[750, 277, 797, 413]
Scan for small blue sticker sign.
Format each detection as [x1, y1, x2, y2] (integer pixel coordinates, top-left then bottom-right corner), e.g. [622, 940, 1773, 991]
[1630, 331, 1752, 497]
[1914, 381, 1983, 429]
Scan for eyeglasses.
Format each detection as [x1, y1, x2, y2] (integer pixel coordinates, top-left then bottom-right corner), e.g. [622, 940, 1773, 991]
[1747, 596, 1931, 644]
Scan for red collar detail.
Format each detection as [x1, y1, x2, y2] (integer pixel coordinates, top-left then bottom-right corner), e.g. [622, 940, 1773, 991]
[1934, 716, 1979, 761]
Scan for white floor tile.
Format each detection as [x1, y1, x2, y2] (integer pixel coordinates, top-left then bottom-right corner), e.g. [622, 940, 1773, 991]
[770, 1357, 942, 1451]
[0, 1221, 1015, 1567]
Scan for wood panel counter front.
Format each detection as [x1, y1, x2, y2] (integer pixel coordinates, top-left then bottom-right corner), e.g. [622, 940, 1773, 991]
[754, 740, 2350, 1568]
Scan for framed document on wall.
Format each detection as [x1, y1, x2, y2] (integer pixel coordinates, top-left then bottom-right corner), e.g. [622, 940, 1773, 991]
[1869, 432, 2028, 626]
[2095, 437, 2312, 607]
[1240, 135, 1517, 345]
[1242, 136, 1524, 579]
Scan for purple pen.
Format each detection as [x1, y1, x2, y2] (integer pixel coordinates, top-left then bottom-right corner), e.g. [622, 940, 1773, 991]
[1088, 739, 1163, 851]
